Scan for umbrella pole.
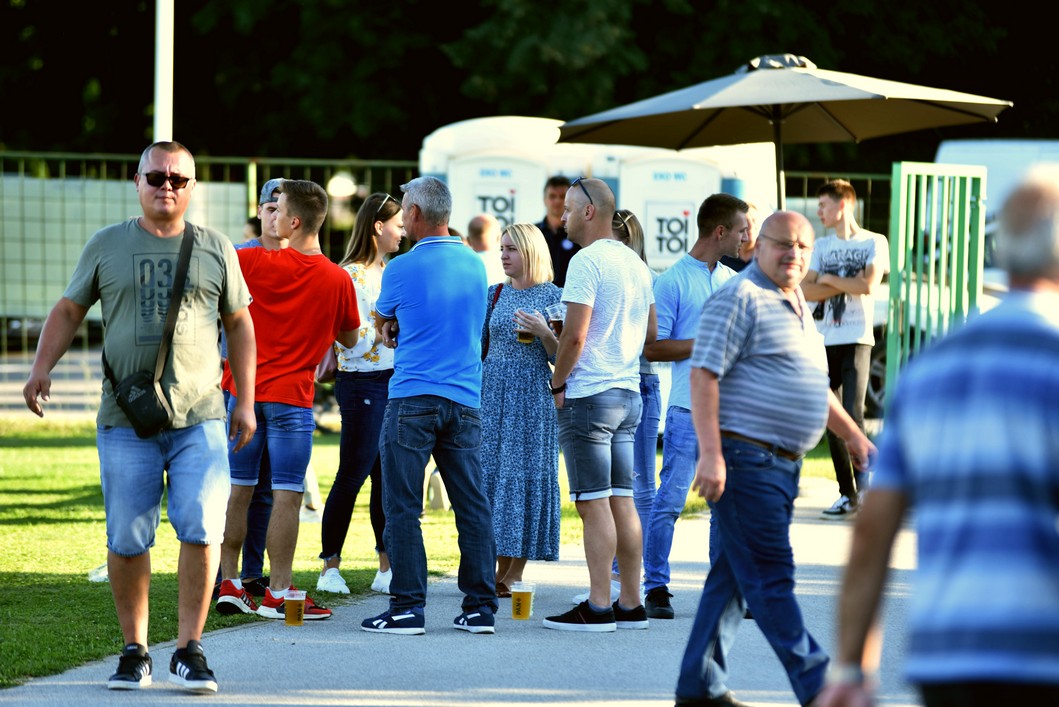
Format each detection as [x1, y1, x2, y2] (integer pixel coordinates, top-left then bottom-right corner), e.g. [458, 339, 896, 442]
[772, 109, 785, 210]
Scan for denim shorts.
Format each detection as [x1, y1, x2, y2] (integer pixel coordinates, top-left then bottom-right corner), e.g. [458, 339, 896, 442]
[97, 420, 231, 556]
[557, 387, 642, 501]
[228, 398, 316, 492]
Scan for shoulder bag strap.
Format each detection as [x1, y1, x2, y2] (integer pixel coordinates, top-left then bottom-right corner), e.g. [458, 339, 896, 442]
[482, 283, 503, 359]
[153, 224, 195, 382]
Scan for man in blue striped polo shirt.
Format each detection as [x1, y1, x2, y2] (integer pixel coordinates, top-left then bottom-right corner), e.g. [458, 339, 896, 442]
[816, 174, 1059, 706]
[675, 211, 875, 707]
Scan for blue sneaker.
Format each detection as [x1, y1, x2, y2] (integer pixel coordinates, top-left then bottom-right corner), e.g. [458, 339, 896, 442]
[361, 607, 426, 635]
[454, 609, 495, 634]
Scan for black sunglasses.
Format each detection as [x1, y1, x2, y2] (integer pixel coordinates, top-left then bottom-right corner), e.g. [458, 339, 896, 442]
[142, 172, 192, 189]
[374, 193, 398, 220]
[571, 177, 594, 206]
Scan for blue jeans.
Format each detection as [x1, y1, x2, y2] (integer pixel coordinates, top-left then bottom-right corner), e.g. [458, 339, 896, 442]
[320, 370, 391, 560]
[380, 395, 497, 614]
[227, 398, 315, 492]
[676, 439, 828, 706]
[97, 421, 230, 556]
[632, 373, 662, 546]
[643, 405, 697, 592]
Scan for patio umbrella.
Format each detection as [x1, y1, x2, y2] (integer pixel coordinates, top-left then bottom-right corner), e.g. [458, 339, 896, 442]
[558, 54, 1012, 209]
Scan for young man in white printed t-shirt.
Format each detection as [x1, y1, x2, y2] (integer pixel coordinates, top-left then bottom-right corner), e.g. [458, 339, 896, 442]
[801, 179, 889, 518]
[545, 177, 657, 632]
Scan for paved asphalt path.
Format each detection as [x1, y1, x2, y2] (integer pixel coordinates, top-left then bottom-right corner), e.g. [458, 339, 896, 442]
[2, 476, 919, 707]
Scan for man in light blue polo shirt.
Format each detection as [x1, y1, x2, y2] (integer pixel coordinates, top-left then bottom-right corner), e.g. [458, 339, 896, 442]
[675, 211, 876, 707]
[641, 193, 747, 620]
[360, 176, 498, 636]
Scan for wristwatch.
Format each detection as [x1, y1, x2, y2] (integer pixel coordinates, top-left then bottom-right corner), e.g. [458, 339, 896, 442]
[550, 381, 567, 395]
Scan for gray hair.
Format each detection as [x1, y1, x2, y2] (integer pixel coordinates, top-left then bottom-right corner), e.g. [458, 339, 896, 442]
[995, 167, 1059, 279]
[401, 176, 452, 228]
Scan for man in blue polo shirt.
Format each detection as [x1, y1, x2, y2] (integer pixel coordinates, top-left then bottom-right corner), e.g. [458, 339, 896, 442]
[642, 193, 747, 620]
[360, 176, 498, 636]
[675, 211, 876, 707]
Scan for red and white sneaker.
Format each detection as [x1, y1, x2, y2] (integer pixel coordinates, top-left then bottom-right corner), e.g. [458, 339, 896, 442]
[215, 579, 258, 615]
[257, 586, 332, 620]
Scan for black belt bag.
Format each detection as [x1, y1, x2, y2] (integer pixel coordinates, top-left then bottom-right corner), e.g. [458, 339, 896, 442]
[103, 226, 194, 438]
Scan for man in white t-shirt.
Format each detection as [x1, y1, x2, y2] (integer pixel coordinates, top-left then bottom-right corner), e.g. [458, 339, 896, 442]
[545, 177, 657, 632]
[801, 179, 890, 519]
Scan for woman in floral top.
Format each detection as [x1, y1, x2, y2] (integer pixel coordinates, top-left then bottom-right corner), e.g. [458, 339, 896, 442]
[316, 192, 404, 595]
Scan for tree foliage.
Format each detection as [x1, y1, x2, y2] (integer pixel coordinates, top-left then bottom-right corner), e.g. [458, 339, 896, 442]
[0, 0, 1047, 173]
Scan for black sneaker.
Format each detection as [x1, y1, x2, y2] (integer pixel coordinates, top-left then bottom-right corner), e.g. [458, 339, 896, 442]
[169, 640, 217, 693]
[453, 608, 495, 634]
[107, 643, 152, 690]
[542, 600, 616, 632]
[612, 601, 649, 630]
[645, 586, 674, 619]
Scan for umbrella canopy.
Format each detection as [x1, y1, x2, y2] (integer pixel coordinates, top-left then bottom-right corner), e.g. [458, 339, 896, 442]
[559, 54, 1012, 208]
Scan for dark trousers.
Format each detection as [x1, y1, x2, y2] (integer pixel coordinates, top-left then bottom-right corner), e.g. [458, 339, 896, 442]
[825, 343, 870, 499]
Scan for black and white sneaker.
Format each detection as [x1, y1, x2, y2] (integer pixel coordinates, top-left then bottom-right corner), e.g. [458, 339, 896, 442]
[821, 494, 859, 520]
[542, 601, 616, 632]
[361, 607, 426, 635]
[107, 643, 152, 690]
[169, 640, 217, 693]
[454, 609, 495, 634]
[613, 601, 649, 629]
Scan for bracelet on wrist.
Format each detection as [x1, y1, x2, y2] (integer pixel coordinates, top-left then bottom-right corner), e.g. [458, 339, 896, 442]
[825, 664, 875, 688]
[550, 382, 567, 395]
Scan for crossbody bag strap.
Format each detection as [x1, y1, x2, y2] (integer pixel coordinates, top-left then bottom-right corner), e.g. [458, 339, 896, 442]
[153, 224, 195, 382]
[482, 283, 503, 358]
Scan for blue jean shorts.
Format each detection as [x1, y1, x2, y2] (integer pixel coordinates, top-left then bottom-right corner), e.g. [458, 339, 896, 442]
[556, 387, 642, 501]
[97, 420, 231, 556]
[227, 397, 315, 492]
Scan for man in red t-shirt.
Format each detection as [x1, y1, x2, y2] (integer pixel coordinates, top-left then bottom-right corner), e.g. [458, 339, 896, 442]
[218, 180, 359, 621]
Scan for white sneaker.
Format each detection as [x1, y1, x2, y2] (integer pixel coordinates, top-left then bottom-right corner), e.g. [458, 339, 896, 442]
[571, 579, 621, 605]
[371, 569, 392, 594]
[316, 567, 350, 594]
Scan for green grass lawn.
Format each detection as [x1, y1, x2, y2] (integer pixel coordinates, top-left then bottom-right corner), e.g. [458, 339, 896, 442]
[0, 415, 836, 688]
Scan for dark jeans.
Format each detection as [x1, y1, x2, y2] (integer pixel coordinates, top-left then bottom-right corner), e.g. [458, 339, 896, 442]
[825, 343, 871, 498]
[380, 395, 497, 614]
[320, 370, 391, 561]
[676, 439, 828, 706]
[921, 682, 1059, 707]
[222, 389, 272, 581]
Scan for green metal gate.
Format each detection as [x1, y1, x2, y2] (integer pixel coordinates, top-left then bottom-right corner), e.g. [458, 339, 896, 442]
[885, 161, 988, 405]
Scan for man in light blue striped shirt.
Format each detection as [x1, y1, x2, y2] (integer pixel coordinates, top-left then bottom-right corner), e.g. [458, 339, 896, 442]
[816, 173, 1059, 707]
[675, 211, 875, 707]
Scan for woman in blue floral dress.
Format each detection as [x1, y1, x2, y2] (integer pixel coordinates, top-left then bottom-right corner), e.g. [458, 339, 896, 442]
[480, 223, 562, 596]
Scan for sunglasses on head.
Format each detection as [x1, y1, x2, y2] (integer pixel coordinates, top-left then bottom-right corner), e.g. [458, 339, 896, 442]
[142, 172, 192, 189]
[571, 177, 594, 206]
[374, 193, 398, 220]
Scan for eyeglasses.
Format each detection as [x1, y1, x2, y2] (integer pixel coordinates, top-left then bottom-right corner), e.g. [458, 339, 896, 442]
[141, 172, 192, 189]
[374, 193, 398, 220]
[758, 234, 813, 254]
[571, 177, 594, 206]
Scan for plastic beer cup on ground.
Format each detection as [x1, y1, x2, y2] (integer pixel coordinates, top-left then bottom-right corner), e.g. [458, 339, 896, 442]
[510, 582, 534, 619]
[285, 590, 306, 626]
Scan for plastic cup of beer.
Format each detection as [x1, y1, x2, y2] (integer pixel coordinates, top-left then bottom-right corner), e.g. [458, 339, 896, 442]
[285, 589, 306, 626]
[545, 303, 565, 337]
[510, 582, 534, 620]
[515, 310, 535, 344]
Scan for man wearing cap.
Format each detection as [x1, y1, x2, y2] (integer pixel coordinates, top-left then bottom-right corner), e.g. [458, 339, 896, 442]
[219, 180, 360, 622]
[213, 178, 286, 608]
